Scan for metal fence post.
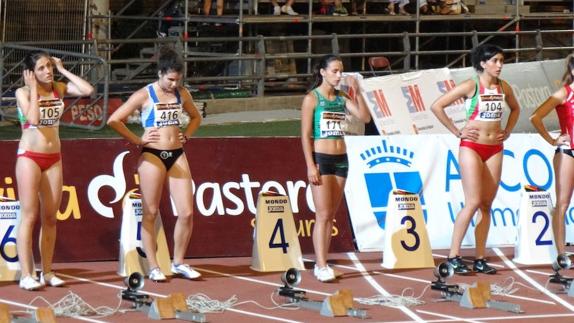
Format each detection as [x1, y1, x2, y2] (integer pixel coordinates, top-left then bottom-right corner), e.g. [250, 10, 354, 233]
[402, 32, 410, 71]
[331, 33, 339, 55]
[256, 35, 266, 97]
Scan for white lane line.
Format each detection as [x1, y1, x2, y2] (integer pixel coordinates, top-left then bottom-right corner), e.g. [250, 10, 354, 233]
[58, 273, 302, 323]
[0, 298, 107, 323]
[413, 311, 574, 322]
[526, 269, 553, 276]
[346, 252, 426, 323]
[416, 309, 485, 323]
[493, 247, 574, 312]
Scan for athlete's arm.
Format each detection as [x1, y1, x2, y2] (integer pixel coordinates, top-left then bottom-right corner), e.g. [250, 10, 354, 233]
[301, 93, 320, 185]
[499, 80, 521, 141]
[52, 57, 94, 97]
[344, 75, 371, 123]
[16, 70, 40, 126]
[530, 86, 567, 146]
[431, 79, 477, 139]
[180, 87, 202, 141]
[107, 88, 157, 146]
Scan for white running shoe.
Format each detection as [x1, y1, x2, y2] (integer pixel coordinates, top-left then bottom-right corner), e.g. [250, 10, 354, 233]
[313, 265, 336, 282]
[171, 263, 202, 280]
[273, 5, 281, 15]
[19, 275, 42, 291]
[148, 267, 167, 282]
[40, 272, 65, 287]
[281, 5, 298, 15]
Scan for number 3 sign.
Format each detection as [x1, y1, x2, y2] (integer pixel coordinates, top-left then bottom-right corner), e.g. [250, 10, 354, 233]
[381, 190, 434, 269]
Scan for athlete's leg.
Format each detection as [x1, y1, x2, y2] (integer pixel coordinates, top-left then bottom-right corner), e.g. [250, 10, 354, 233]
[312, 174, 345, 268]
[474, 151, 503, 258]
[553, 153, 574, 254]
[38, 161, 63, 274]
[138, 154, 166, 269]
[167, 155, 194, 265]
[448, 147, 483, 258]
[15, 158, 42, 278]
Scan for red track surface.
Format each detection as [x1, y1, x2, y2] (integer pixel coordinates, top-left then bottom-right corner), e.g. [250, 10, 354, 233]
[2, 247, 574, 322]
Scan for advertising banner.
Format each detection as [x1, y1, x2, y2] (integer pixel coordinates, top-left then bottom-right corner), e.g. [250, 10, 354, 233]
[344, 134, 567, 251]
[361, 68, 466, 135]
[0, 138, 355, 262]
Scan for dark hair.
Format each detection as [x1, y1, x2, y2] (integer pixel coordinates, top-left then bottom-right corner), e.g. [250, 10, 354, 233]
[470, 44, 504, 72]
[309, 54, 342, 90]
[562, 54, 574, 85]
[24, 50, 50, 71]
[157, 46, 184, 75]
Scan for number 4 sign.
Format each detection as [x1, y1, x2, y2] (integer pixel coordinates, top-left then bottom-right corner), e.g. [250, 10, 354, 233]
[251, 191, 304, 272]
[0, 198, 21, 281]
[381, 190, 434, 269]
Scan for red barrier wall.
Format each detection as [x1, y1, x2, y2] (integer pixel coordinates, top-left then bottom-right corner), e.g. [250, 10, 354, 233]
[0, 138, 356, 262]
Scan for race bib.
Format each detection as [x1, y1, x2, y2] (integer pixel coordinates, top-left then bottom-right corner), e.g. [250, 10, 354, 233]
[477, 94, 503, 121]
[320, 111, 346, 137]
[38, 99, 64, 127]
[154, 103, 181, 127]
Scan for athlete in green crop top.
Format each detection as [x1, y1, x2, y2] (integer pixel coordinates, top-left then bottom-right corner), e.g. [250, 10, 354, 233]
[301, 55, 371, 282]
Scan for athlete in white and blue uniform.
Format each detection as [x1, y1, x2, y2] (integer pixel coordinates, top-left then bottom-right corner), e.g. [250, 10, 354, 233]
[107, 47, 203, 282]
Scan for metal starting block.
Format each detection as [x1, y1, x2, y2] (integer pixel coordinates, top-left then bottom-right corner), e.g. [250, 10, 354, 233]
[549, 273, 574, 297]
[280, 287, 368, 319]
[8, 306, 56, 323]
[126, 291, 206, 322]
[432, 280, 523, 314]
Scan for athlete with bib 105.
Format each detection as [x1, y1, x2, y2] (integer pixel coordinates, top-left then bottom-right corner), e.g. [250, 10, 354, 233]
[107, 46, 203, 282]
[301, 55, 371, 282]
[15, 50, 94, 291]
[431, 44, 520, 275]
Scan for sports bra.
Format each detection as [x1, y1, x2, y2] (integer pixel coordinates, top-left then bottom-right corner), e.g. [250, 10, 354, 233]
[141, 84, 182, 128]
[556, 85, 574, 148]
[312, 89, 347, 139]
[464, 77, 507, 122]
[17, 87, 64, 129]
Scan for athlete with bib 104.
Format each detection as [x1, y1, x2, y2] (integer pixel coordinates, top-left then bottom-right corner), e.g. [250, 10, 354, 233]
[107, 46, 203, 283]
[431, 44, 520, 275]
[530, 54, 574, 257]
[301, 54, 371, 282]
[15, 50, 94, 291]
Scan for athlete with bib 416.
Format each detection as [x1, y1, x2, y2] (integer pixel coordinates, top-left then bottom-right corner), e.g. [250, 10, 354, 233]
[107, 46, 203, 283]
[15, 50, 94, 290]
[301, 54, 371, 282]
[431, 44, 520, 275]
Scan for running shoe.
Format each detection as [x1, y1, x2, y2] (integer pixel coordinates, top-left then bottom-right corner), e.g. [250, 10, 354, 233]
[171, 263, 202, 280]
[40, 272, 65, 287]
[148, 267, 167, 282]
[19, 275, 42, 291]
[273, 5, 281, 15]
[313, 265, 336, 282]
[332, 6, 349, 16]
[447, 256, 472, 275]
[281, 5, 298, 15]
[473, 258, 497, 274]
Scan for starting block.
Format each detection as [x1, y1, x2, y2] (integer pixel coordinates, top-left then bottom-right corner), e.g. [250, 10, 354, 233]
[0, 197, 21, 281]
[431, 278, 523, 313]
[513, 186, 557, 265]
[382, 190, 434, 269]
[118, 191, 171, 277]
[251, 191, 304, 272]
[8, 306, 56, 323]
